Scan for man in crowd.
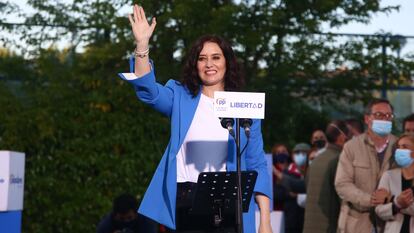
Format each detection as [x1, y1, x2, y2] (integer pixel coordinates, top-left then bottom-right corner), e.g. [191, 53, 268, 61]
[97, 193, 157, 233]
[335, 99, 397, 233]
[402, 113, 414, 134]
[303, 120, 349, 233]
[345, 118, 364, 137]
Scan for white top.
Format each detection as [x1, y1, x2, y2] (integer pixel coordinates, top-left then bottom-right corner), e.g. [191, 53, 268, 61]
[176, 94, 229, 183]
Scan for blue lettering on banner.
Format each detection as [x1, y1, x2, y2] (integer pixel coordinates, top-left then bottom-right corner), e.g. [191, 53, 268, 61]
[230, 102, 263, 109]
[10, 175, 23, 184]
[0, 178, 4, 184]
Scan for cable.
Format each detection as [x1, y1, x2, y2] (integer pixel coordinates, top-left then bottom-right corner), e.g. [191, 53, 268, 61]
[240, 137, 249, 156]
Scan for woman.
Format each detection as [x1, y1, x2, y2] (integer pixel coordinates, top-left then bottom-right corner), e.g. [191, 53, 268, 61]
[272, 143, 290, 172]
[117, 4, 272, 233]
[375, 134, 414, 233]
[271, 143, 290, 211]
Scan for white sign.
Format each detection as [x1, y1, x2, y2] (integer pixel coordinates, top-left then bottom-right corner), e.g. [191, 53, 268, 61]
[214, 91, 265, 119]
[0, 151, 25, 211]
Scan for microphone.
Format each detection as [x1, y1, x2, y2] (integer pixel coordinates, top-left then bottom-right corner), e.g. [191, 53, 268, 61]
[240, 118, 253, 138]
[220, 118, 235, 137]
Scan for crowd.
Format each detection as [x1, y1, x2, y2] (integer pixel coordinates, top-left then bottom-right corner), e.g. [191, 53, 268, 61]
[273, 99, 414, 233]
[95, 4, 414, 233]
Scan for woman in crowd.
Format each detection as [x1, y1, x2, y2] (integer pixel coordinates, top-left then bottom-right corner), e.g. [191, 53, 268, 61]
[117, 4, 272, 233]
[376, 134, 414, 233]
[272, 143, 291, 211]
[273, 143, 309, 233]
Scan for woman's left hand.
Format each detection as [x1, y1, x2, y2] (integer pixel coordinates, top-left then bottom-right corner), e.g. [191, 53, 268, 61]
[258, 221, 273, 233]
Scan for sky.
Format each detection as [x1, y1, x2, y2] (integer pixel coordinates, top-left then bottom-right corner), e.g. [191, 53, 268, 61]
[325, 0, 414, 56]
[3, 0, 414, 55]
[330, 0, 413, 36]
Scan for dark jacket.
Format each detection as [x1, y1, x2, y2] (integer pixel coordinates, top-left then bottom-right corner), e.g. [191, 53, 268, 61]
[303, 143, 342, 233]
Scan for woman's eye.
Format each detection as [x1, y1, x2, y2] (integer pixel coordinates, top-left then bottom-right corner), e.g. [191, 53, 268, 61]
[198, 57, 206, 61]
[213, 56, 221, 60]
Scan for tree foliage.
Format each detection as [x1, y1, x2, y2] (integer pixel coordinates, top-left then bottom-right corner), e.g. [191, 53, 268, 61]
[0, 0, 412, 232]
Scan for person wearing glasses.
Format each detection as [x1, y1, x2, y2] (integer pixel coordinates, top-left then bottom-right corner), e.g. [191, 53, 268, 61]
[335, 98, 398, 233]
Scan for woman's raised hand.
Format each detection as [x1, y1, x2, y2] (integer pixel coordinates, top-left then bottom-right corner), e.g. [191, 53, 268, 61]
[128, 4, 156, 48]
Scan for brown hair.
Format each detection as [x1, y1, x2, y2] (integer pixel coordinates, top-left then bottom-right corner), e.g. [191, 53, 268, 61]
[396, 134, 414, 148]
[325, 120, 349, 144]
[364, 98, 394, 115]
[181, 35, 245, 97]
[403, 114, 414, 131]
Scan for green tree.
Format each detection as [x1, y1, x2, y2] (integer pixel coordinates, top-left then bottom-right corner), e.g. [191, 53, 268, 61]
[0, 1, 413, 232]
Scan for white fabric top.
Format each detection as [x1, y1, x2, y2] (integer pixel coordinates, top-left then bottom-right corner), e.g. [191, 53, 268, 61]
[176, 94, 229, 183]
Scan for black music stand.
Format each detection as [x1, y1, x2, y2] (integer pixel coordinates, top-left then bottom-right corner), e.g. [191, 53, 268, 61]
[189, 171, 257, 232]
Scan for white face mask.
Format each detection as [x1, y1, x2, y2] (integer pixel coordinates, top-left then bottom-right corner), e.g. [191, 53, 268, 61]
[293, 153, 307, 166]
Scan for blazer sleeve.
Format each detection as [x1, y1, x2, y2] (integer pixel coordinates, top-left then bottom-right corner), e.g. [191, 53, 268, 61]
[245, 119, 272, 198]
[401, 203, 414, 216]
[375, 172, 395, 221]
[335, 143, 372, 211]
[118, 58, 174, 117]
[280, 174, 306, 194]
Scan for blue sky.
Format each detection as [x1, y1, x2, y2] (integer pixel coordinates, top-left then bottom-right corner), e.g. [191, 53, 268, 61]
[329, 0, 413, 36]
[326, 0, 414, 56]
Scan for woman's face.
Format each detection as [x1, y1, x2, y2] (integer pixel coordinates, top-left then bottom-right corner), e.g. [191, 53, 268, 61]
[275, 145, 288, 155]
[197, 42, 226, 90]
[397, 137, 414, 155]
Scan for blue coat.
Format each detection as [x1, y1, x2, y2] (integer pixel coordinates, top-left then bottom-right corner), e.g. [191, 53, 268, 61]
[118, 59, 271, 232]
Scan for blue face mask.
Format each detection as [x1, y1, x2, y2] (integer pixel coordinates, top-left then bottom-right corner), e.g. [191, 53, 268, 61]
[372, 120, 392, 137]
[293, 153, 307, 166]
[395, 149, 414, 168]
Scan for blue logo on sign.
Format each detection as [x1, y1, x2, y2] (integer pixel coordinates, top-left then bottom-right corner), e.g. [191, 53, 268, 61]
[216, 98, 226, 105]
[10, 175, 23, 184]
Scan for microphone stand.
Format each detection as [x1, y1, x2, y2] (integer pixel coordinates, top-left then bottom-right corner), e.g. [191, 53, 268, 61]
[235, 118, 243, 233]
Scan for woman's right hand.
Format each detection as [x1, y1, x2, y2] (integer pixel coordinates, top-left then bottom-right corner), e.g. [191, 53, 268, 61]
[396, 188, 414, 209]
[128, 4, 156, 49]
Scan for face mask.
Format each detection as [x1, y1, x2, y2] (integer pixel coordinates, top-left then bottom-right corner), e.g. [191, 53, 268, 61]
[293, 153, 307, 166]
[372, 120, 392, 137]
[273, 153, 289, 164]
[313, 139, 326, 149]
[395, 149, 414, 168]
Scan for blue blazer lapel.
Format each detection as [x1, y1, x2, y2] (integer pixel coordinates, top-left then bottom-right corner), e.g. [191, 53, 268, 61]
[226, 120, 247, 171]
[169, 90, 201, 164]
[227, 132, 236, 171]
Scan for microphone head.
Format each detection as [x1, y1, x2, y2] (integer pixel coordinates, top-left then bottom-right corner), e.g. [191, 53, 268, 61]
[220, 118, 235, 137]
[220, 118, 234, 129]
[241, 118, 253, 127]
[241, 118, 252, 138]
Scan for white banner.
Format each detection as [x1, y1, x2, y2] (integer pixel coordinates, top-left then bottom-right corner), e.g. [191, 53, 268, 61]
[214, 91, 265, 119]
[0, 151, 25, 211]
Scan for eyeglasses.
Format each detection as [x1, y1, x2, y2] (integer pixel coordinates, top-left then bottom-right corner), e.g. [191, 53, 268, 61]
[370, 112, 394, 120]
[329, 124, 349, 140]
